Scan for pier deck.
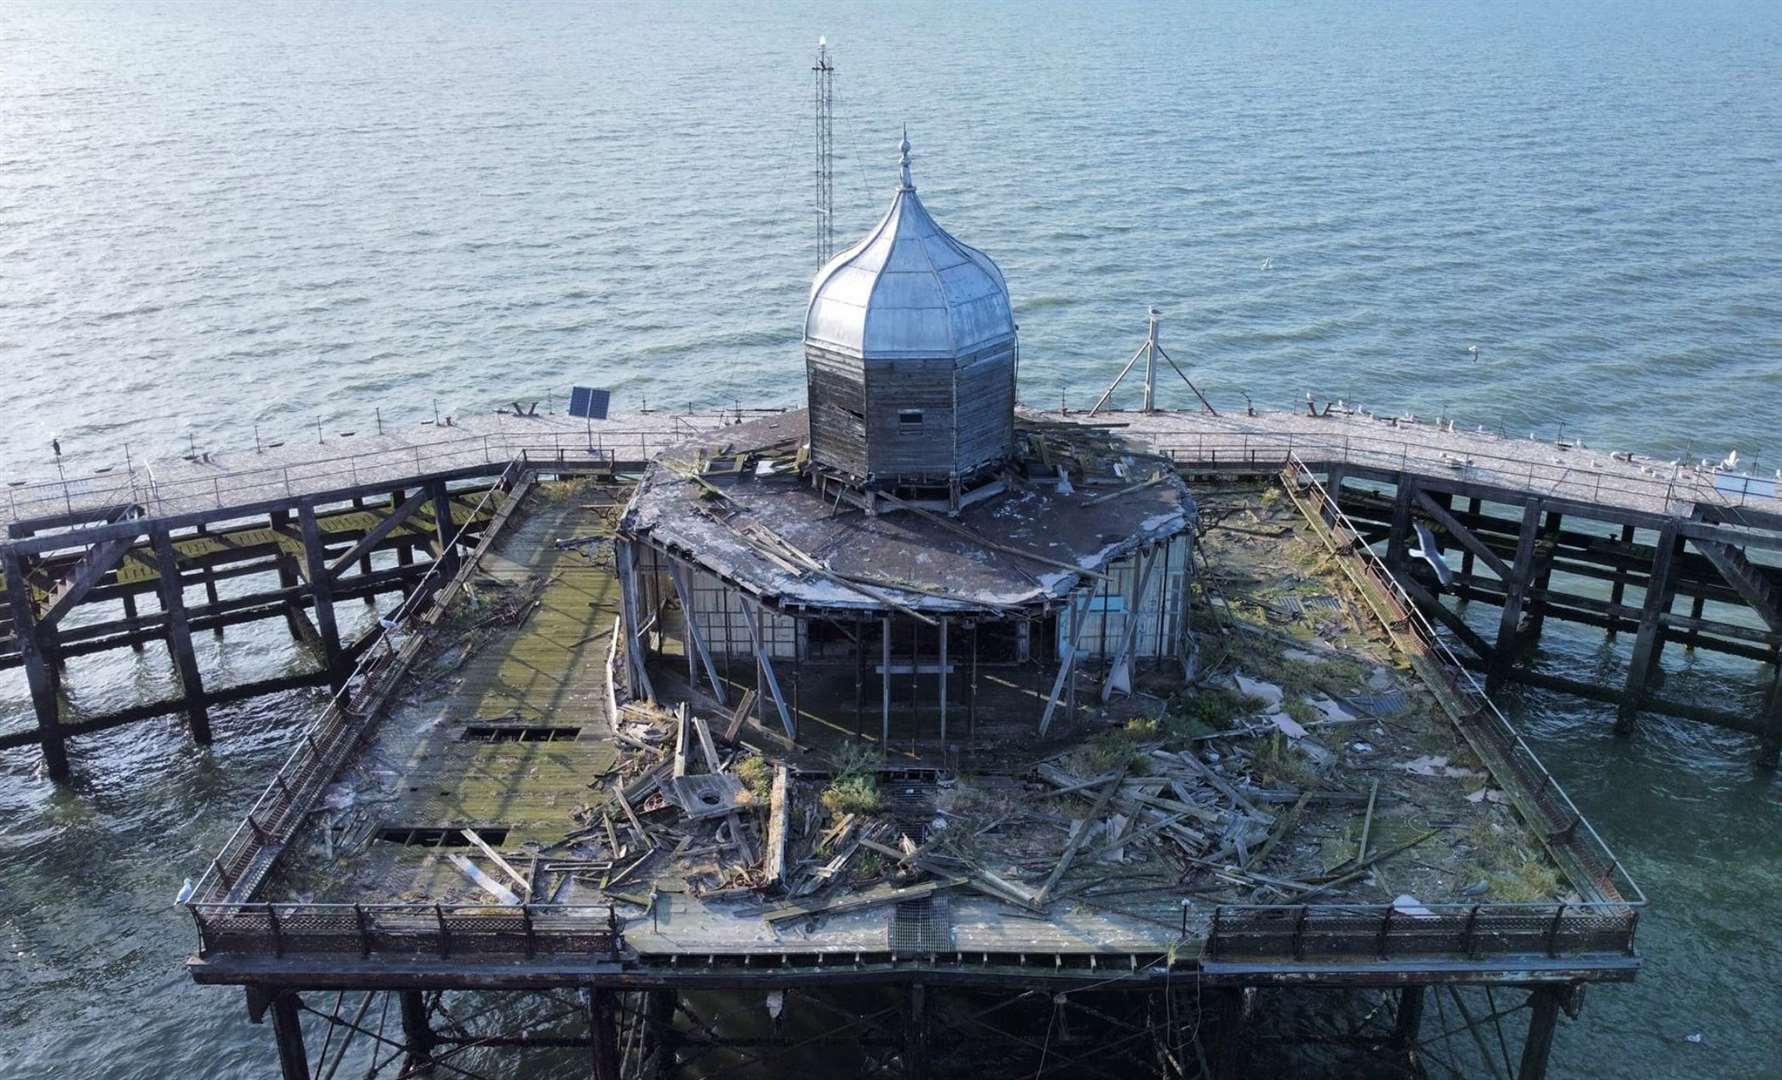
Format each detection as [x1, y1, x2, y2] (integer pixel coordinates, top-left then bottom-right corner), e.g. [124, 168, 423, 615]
[181, 464, 1639, 1077]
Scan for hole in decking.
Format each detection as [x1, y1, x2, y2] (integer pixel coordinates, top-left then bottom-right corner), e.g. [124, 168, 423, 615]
[459, 725, 582, 743]
[377, 827, 511, 847]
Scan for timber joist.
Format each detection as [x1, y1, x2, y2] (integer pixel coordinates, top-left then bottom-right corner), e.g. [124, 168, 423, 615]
[0, 482, 500, 781]
[1301, 463, 1782, 765]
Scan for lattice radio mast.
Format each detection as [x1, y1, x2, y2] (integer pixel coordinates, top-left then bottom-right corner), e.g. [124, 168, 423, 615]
[814, 37, 835, 267]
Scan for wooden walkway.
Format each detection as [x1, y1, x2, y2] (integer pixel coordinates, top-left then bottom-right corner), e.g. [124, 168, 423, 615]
[271, 487, 625, 902]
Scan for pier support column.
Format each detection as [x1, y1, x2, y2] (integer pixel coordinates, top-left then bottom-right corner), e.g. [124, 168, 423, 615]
[1618, 523, 1681, 735]
[589, 987, 620, 1080]
[399, 990, 436, 1074]
[1322, 465, 1346, 525]
[1758, 655, 1782, 768]
[1488, 501, 1544, 695]
[1523, 510, 1563, 644]
[1517, 987, 1562, 1080]
[429, 480, 460, 583]
[270, 508, 320, 646]
[121, 590, 146, 651]
[903, 982, 929, 1080]
[4, 550, 69, 781]
[298, 500, 348, 693]
[1392, 986, 1425, 1050]
[152, 525, 211, 745]
[1384, 476, 1418, 573]
[646, 990, 679, 1079]
[1606, 524, 1636, 639]
[270, 991, 310, 1080]
[195, 524, 224, 636]
[1458, 498, 1482, 589]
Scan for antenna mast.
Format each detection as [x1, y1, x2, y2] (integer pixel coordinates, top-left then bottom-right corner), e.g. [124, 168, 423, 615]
[814, 37, 835, 266]
[1088, 307, 1221, 417]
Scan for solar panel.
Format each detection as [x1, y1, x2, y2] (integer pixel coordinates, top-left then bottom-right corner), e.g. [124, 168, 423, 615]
[568, 387, 610, 420]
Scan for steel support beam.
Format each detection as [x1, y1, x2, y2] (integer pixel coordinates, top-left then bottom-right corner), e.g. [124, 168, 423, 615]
[270, 991, 310, 1080]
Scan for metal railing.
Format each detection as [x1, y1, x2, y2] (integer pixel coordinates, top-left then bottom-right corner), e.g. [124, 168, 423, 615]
[1149, 429, 1777, 520]
[2, 428, 686, 528]
[1269, 454, 1642, 938]
[188, 900, 621, 963]
[1206, 900, 1637, 963]
[183, 451, 615, 912]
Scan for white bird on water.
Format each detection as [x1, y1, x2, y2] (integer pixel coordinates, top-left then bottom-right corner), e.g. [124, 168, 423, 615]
[1468, 345, 1480, 362]
[1261, 257, 1274, 270]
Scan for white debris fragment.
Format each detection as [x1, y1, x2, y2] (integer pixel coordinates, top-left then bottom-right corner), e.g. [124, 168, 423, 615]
[1398, 755, 1485, 779]
[1270, 713, 1309, 739]
[1234, 674, 1284, 709]
[1392, 894, 1435, 917]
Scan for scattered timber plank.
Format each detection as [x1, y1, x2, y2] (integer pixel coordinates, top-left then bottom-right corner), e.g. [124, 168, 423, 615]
[613, 788, 651, 848]
[764, 765, 790, 886]
[1175, 749, 1268, 821]
[721, 688, 758, 744]
[1033, 766, 1128, 906]
[672, 702, 691, 779]
[691, 712, 722, 773]
[446, 854, 520, 906]
[459, 829, 530, 896]
[763, 876, 966, 924]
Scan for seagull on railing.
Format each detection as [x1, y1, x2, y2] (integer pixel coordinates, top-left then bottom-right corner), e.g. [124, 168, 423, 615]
[1720, 450, 1740, 471]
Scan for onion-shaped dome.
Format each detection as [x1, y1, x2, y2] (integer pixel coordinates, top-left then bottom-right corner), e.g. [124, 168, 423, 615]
[804, 131, 1016, 361]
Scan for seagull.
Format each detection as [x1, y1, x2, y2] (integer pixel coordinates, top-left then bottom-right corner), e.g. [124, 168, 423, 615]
[1261, 257, 1274, 270]
[1720, 450, 1740, 471]
[1468, 345, 1480, 361]
[1408, 523, 1455, 588]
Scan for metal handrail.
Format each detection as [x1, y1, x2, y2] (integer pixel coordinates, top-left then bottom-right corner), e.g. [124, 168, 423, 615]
[1282, 452, 1644, 907]
[1151, 429, 1775, 520]
[2, 429, 684, 528]
[184, 452, 608, 906]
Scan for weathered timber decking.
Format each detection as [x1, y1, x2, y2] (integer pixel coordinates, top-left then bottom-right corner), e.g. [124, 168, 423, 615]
[15, 402, 1776, 541]
[191, 474, 1638, 982]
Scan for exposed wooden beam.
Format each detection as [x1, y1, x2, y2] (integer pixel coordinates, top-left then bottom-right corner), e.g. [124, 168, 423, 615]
[326, 487, 430, 579]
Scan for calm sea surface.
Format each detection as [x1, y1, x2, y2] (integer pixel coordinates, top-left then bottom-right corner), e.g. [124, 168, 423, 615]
[3, 2, 1780, 1076]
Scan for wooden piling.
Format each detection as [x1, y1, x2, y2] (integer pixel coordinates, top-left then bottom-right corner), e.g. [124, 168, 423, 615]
[589, 987, 620, 1080]
[1488, 502, 1544, 695]
[399, 989, 435, 1074]
[1618, 524, 1681, 735]
[4, 550, 69, 781]
[298, 500, 348, 692]
[152, 525, 211, 745]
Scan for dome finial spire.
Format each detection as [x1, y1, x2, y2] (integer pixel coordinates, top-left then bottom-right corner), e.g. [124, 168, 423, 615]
[898, 125, 914, 191]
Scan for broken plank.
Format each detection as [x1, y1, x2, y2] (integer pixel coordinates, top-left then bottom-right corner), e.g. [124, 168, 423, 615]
[691, 712, 722, 773]
[446, 854, 520, 905]
[721, 688, 758, 744]
[765, 764, 790, 887]
[763, 876, 966, 924]
[1033, 765, 1127, 906]
[459, 829, 531, 896]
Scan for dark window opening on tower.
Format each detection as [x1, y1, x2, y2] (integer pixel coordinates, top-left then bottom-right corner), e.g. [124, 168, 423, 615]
[898, 409, 924, 428]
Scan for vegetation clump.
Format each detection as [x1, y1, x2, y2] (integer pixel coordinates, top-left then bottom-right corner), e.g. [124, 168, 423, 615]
[732, 754, 772, 804]
[821, 774, 883, 818]
[1466, 818, 1562, 902]
[820, 741, 884, 819]
[1249, 732, 1322, 790]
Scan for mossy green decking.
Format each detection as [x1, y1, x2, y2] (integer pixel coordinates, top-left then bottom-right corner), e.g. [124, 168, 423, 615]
[272, 489, 621, 902]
